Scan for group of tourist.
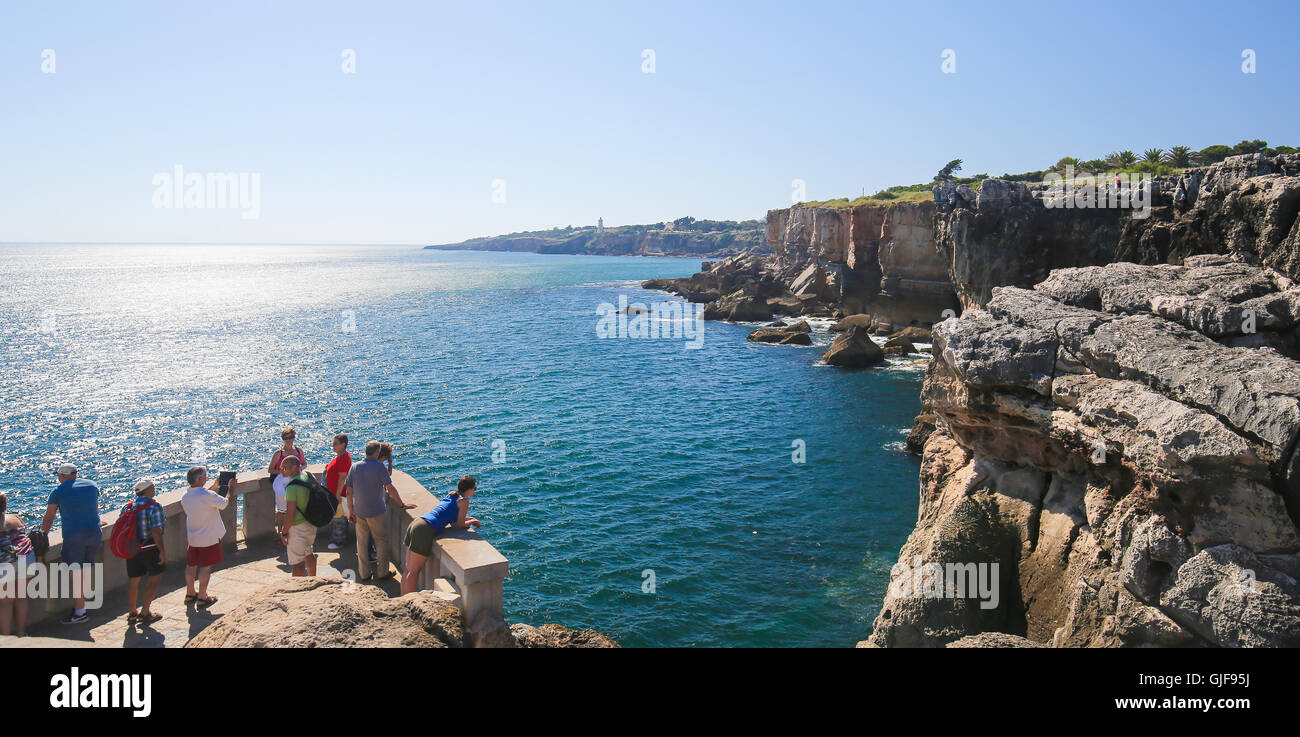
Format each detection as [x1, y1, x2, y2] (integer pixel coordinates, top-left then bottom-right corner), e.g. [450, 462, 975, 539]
[0, 427, 484, 635]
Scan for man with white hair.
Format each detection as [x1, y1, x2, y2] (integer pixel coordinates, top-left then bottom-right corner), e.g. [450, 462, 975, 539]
[40, 463, 102, 624]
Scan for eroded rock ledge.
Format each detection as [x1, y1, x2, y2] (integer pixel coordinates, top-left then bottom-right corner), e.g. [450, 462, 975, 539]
[864, 258, 1300, 648]
[185, 577, 618, 648]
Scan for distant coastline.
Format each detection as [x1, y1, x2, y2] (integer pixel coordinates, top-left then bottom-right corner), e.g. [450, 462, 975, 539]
[425, 216, 766, 259]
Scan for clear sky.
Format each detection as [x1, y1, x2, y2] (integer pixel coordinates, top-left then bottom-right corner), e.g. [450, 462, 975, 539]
[1, 0, 1296, 245]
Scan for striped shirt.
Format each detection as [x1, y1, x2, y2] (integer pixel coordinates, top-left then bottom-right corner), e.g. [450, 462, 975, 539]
[135, 499, 165, 547]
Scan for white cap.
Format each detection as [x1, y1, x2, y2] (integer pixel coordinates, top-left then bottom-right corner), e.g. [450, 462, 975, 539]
[133, 479, 156, 493]
[56, 463, 77, 475]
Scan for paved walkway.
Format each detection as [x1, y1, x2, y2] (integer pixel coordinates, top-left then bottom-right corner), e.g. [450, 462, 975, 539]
[5, 534, 402, 648]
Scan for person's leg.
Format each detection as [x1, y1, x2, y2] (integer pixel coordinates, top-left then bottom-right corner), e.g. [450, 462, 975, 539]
[185, 564, 198, 596]
[0, 596, 12, 636]
[14, 577, 31, 635]
[401, 549, 428, 595]
[140, 576, 161, 615]
[71, 561, 86, 612]
[305, 553, 317, 577]
[370, 516, 391, 578]
[126, 576, 141, 616]
[354, 517, 373, 579]
[197, 566, 212, 598]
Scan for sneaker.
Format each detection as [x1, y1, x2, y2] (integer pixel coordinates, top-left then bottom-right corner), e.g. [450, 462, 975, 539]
[327, 542, 340, 550]
[61, 610, 89, 625]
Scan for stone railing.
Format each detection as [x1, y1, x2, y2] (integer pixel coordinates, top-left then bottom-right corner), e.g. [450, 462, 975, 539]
[25, 467, 509, 641]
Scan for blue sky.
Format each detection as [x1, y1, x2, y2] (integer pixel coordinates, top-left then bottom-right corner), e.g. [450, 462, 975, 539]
[1, 0, 1295, 245]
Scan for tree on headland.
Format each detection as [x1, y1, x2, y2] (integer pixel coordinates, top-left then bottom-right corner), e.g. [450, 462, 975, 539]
[1195, 145, 1235, 165]
[1142, 148, 1164, 163]
[1163, 146, 1193, 168]
[1233, 139, 1269, 155]
[1050, 156, 1081, 173]
[933, 159, 963, 182]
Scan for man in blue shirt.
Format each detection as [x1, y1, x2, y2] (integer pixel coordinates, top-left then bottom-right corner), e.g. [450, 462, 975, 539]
[40, 463, 103, 624]
[343, 442, 414, 581]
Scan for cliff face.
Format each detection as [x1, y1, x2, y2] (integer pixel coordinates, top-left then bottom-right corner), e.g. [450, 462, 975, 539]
[933, 153, 1300, 311]
[649, 201, 958, 330]
[864, 257, 1300, 648]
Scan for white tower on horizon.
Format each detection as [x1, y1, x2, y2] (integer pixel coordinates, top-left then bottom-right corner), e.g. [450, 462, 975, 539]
[598, 217, 605, 233]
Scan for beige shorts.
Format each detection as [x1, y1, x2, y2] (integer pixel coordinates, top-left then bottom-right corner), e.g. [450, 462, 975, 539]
[286, 524, 317, 565]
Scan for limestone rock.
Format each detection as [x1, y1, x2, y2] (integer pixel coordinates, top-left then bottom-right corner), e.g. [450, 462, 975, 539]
[185, 577, 467, 648]
[747, 325, 812, 345]
[822, 325, 885, 368]
[509, 623, 621, 648]
[868, 259, 1300, 648]
[831, 313, 873, 332]
[944, 632, 1048, 648]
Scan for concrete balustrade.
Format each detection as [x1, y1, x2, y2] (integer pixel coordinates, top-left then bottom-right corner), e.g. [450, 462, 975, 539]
[21, 467, 509, 641]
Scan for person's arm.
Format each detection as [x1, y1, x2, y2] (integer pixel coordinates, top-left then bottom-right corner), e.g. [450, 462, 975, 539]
[385, 483, 416, 509]
[283, 499, 296, 542]
[453, 498, 480, 529]
[211, 490, 230, 510]
[40, 503, 57, 536]
[268, 449, 282, 473]
[150, 526, 166, 562]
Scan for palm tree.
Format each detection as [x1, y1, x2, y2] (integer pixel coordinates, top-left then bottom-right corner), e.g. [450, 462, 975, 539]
[1163, 146, 1193, 168]
[1142, 148, 1164, 163]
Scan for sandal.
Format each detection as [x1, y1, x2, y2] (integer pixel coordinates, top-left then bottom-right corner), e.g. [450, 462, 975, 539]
[184, 593, 198, 604]
[139, 612, 164, 624]
[196, 595, 218, 608]
[127, 612, 140, 623]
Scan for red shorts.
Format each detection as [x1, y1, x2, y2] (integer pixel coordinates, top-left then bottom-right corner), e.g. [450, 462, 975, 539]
[187, 543, 223, 567]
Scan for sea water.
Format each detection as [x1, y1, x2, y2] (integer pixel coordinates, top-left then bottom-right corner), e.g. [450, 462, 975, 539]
[0, 244, 922, 646]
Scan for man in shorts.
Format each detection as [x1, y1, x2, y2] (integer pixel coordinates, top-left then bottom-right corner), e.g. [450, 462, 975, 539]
[40, 462, 102, 624]
[281, 456, 318, 577]
[125, 479, 166, 625]
[180, 466, 227, 608]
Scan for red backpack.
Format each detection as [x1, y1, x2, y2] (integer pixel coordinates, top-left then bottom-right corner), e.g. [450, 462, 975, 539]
[110, 498, 155, 559]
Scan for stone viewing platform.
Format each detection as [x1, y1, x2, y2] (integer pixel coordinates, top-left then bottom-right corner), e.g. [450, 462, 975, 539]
[6, 465, 513, 648]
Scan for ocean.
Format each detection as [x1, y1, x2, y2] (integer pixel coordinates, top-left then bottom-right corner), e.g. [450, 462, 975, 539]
[0, 244, 923, 647]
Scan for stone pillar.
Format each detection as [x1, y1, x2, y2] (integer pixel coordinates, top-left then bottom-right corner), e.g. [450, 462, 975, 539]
[242, 484, 276, 543]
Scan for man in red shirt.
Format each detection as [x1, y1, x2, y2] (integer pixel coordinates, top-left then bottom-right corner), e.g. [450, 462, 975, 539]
[324, 434, 353, 550]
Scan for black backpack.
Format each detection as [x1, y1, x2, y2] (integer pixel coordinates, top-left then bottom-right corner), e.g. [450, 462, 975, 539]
[286, 474, 339, 528]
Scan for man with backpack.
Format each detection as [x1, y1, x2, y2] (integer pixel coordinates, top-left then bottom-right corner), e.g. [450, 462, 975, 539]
[121, 479, 166, 625]
[281, 456, 335, 577]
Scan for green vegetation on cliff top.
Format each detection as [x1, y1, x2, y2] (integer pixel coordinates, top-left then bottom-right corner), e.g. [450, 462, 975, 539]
[793, 139, 1296, 211]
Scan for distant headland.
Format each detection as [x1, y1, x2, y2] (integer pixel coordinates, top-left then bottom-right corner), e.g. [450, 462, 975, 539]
[425, 216, 764, 258]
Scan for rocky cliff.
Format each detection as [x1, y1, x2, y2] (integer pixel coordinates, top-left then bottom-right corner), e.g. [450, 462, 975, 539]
[864, 257, 1300, 647]
[933, 153, 1300, 310]
[647, 200, 959, 332]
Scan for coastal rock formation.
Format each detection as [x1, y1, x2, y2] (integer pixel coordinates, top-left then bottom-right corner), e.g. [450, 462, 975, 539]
[510, 623, 620, 648]
[933, 153, 1300, 311]
[747, 321, 813, 345]
[865, 259, 1300, 648]
[822, 325, 885, 368]
[647, 201, 959, 331]
[185, 577, 618, 649]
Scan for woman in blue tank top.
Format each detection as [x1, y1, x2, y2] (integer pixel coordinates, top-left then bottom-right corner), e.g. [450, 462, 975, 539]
[401, 476, 481, 595]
